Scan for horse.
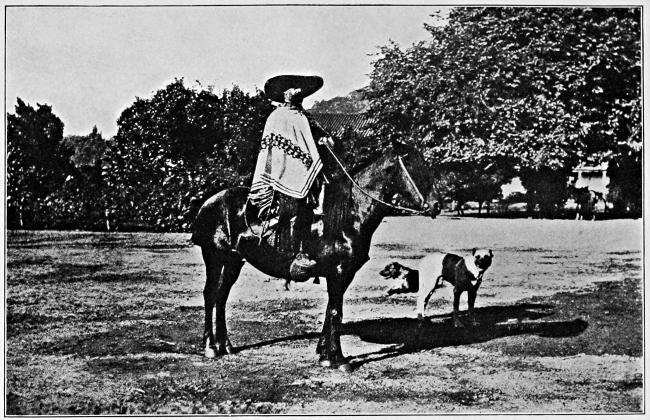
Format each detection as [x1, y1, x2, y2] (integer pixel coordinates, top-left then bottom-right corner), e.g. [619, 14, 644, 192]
[190, 141, 440, 372]
[570, 186, 607, 220]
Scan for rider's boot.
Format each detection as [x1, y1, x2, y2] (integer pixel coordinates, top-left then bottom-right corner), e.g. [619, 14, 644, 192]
[289, 202, 316, 281]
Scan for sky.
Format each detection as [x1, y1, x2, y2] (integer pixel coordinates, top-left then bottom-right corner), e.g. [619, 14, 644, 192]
[6, 5, 449, 137]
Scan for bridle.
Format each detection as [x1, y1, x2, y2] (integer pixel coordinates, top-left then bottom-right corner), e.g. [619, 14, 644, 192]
[323, 144, 430, 215]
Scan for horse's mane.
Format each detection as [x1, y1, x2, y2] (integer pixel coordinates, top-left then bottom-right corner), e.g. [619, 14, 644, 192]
[320, 146, 396, 238]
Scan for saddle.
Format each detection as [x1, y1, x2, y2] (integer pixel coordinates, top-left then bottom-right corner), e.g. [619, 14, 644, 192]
[244, 196, 319, 281]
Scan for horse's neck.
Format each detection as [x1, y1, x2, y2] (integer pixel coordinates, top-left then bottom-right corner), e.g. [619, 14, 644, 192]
[323, 156, 392, 243]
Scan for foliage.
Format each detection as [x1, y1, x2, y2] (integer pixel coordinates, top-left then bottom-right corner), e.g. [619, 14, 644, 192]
[45, 127, 111, 230]
[7, 98, 71, 228]
[366, 7, 641, 215]
[310, 89, 369, 114]
[432, 162, 514, 213]
[606, 145, 642, 215]
[63, 126, 108, 169]
[102, 79, 272, 231]
[520, 167, 571, 218]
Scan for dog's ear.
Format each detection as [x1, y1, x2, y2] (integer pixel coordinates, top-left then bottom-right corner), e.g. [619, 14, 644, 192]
[489, 249, 493, 257]
[472, 248, 477, 255]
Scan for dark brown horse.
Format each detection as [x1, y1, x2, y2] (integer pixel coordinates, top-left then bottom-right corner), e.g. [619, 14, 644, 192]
[191, 142, 440, 371]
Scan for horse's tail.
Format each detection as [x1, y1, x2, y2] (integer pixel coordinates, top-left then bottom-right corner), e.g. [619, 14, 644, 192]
[190, 196, 219, 248]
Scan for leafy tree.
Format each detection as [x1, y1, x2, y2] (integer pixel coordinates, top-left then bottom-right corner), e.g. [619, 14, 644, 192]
[606, 144, 642, 215]
[63, 126, 108, 169]
[103, 79, 272, 231]
[45, 127, 111, 230]
[432, 162, 514, 214]
[310, 89, 369, 114]
[366, 7, 641, 216]
[520, 167, 570, 218]
[7, 98, 71, 227]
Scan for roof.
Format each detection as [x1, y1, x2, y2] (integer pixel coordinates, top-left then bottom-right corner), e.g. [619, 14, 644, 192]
[311, 113, 376, 138]
[573, 163, 609, 173]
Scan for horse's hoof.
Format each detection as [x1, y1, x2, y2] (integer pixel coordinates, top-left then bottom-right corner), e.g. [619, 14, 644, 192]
[338, 363, 352, 373]
[319, 358, 350, 372]
[204, 347, 217, 358]
[225, 344, 236, 354]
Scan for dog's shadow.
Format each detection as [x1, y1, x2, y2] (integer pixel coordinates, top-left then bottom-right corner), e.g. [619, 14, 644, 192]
[341, 303, 588, 369]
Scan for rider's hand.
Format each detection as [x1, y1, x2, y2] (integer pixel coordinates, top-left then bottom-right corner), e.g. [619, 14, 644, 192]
[319, 137, 334, 148]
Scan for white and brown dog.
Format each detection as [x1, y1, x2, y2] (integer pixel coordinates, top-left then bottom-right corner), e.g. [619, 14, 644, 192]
[380, 249, 493, 328]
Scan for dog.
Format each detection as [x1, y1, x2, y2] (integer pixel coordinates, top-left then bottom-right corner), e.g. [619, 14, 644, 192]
[380, 248, 493, 328]
[379, 262, 420, 295]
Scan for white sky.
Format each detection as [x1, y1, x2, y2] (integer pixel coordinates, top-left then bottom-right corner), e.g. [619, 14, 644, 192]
[6, 5, 449, 137]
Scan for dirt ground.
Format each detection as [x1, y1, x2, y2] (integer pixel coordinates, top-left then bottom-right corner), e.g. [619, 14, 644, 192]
[5, 216, 644, 414]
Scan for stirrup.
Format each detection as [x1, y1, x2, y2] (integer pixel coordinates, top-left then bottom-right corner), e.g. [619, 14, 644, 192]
[289, 253, 316, 281]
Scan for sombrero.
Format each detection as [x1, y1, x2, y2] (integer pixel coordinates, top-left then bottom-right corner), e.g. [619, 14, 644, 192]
[264, 75, 324, 103]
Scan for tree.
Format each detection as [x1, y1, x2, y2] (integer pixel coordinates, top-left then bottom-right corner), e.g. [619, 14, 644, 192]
[606, 144, 642, 215]
[366, 7, 641, 216]
[103, 79, 272, 231]
[63, 126, 108, 169]
[431, 162, 514, 214]
[310, 89, 369, 114]
[7, 98, 71, 228]
[46, 127, 111, 230]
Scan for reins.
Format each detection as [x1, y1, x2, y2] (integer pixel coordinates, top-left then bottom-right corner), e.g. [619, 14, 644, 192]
[244, 141, 428, 241]
[322, 144, 427, 215]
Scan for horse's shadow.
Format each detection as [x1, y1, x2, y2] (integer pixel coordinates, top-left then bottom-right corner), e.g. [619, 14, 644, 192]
[342, 303, 587, 368]
[239, 303, 587, 368]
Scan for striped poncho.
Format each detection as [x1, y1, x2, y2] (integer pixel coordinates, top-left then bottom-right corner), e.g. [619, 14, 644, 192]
[249, 105, 323, 214]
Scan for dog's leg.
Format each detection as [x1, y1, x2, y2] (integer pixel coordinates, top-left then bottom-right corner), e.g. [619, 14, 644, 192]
[452, 288, 464, 328]
[419, 288, 437, 321]
[416, 289, 429, 321]
[467, 288, 479, 326]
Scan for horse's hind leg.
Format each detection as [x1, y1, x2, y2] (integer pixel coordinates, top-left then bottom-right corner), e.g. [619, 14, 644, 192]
[201, 248, 243, 358]
[213, 257, 244, 355]
[202, 247, 223, 358]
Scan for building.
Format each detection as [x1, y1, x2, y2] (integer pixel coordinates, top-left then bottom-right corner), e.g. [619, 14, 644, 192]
[311, 113, 375, 138]
[571, 163, 609, 195]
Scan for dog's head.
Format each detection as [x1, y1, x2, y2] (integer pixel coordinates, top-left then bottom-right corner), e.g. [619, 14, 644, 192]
[379, 262, 406, 279]
[472, 248, 493, 271]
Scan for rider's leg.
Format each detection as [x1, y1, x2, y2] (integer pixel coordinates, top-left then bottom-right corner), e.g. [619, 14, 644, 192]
[276, 196, 298, 253]
[292, 199, 314, 254]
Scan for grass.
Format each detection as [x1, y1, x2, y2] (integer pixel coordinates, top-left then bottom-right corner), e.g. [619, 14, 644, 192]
[5, 218, 643, 414]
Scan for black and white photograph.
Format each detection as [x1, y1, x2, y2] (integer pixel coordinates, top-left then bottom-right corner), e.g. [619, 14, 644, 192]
[4, 2, 644, 415]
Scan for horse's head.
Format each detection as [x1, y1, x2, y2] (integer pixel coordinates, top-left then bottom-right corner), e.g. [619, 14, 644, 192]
[384, 141, 441, 219]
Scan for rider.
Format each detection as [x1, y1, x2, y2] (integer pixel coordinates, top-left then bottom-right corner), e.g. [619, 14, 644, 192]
[248, 75, 333, 278]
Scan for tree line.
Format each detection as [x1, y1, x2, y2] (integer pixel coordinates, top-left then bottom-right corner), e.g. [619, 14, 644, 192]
[7, 7, 641, 231]
[8, 82, 273, 231]
[367, 7, 641, 217]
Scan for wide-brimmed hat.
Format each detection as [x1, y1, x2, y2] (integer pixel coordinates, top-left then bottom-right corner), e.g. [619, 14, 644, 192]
[264, 75, 324, 103]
